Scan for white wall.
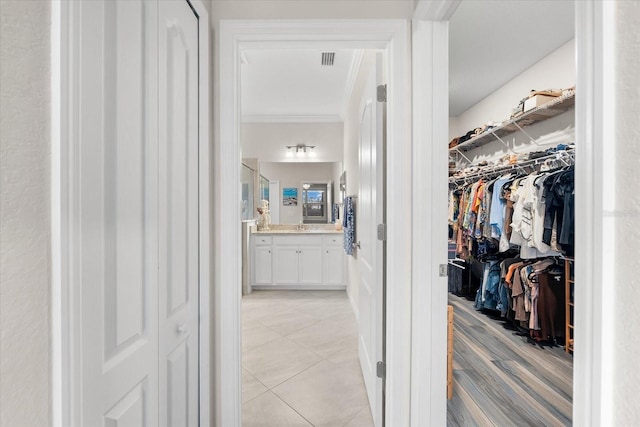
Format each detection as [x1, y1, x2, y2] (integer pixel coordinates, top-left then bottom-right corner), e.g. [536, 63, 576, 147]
[0, 1, 51, 426]
[241, 122, 344, 162]
[449, 39, 576, 164]
[611, 2, 640, 423]
[341, 52, 375, 315]
[259, 162, 336, 224]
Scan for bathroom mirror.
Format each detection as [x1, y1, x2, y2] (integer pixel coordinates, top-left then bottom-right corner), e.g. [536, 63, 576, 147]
[259, 175, 269, 204]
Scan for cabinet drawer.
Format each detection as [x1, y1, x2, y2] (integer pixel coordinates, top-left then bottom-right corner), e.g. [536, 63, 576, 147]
[323, 235, 342, 246]
[273, 235, 322, 246]
[254, 235, 272, 246]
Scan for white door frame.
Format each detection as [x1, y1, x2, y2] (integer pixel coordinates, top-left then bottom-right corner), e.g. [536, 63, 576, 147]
[50, 1, 210, 426]
[412, 0, 608, 425]
[218, 20, 411, 426]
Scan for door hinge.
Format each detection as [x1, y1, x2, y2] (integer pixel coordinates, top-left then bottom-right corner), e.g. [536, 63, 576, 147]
[377, 84, 387, 103]
[376, 361, 386, 379]
[439, 264, 448, 277]
[377, 224, 387, 241]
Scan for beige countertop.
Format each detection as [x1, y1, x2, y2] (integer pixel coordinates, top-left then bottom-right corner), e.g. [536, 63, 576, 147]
[252, 229, 342, 235]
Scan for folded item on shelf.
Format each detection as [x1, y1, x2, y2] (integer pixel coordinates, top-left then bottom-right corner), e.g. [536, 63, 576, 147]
[459, 129, 477, 143]
[449, 137, 460, 148]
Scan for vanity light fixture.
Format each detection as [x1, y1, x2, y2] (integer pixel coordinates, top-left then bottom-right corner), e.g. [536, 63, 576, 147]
[285, 144, 317, 158]
[302, 183, 311, 190]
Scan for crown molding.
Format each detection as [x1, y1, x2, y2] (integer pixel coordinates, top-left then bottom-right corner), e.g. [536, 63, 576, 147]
[413, 0, 461, 21]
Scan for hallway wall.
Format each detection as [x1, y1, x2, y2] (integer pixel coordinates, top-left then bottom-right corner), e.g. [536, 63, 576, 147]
[609, 1, 640, 423]
[0, 1, 52, 425]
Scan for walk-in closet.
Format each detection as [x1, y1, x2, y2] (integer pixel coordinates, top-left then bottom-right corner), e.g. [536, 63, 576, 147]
[445, 2, 575, 425]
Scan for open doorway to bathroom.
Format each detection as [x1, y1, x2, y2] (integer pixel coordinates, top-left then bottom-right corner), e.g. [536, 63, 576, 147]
[238, 47, 385, 426]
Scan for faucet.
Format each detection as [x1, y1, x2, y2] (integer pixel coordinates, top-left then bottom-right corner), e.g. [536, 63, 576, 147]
[297, 221, 305, 231]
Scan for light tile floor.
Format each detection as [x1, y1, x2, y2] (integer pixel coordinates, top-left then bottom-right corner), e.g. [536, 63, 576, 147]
[242, 290, 374, 427]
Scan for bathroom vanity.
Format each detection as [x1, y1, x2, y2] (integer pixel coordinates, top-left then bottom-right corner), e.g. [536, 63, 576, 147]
[250, 226, 345, 290]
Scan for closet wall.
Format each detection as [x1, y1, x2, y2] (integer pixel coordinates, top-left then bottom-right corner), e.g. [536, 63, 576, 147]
[450, 39, 576, 163]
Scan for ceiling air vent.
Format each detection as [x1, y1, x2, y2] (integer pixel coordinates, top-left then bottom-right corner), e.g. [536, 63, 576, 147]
[321, 52, 335, 66]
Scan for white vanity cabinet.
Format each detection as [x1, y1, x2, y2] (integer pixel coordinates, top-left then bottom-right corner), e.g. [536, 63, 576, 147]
[250, 233, 345, 289]
[253, 235, 273, 285]
[273, 235, 323, 286]
[323, 235, 344, 286]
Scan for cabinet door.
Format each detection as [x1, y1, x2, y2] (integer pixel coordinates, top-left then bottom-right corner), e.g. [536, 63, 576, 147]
[324, 246, 344, 286]
[274, 246, 300, 284]
[254, 246, 273, 285]
[298, 246, 323, 285]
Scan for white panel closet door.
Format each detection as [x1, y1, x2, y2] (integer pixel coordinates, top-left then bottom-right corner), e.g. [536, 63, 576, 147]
[158, 2, 200, 427]
[79, 1, 160, 426]
[358, 54, 385, 427]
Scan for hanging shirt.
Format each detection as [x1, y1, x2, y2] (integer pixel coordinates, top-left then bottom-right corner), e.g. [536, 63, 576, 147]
[489, 174, 513, 239]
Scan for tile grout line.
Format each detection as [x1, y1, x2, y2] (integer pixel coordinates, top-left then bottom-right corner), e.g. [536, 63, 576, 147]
[270, 391, 316, 426]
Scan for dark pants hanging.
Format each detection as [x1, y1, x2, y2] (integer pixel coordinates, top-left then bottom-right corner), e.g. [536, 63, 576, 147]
[537, 271, 566, 343]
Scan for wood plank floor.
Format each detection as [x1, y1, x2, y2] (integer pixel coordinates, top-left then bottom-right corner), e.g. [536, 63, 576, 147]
[447, 294, 573, 427]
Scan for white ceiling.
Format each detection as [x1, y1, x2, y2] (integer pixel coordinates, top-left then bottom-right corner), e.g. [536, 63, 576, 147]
[241, 49, 361, 122]
[239, 1, 575, 121]
[448, 0, 574, 116]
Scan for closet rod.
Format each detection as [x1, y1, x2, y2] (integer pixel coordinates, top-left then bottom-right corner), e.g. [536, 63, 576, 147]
[449, 149, 574, 185]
